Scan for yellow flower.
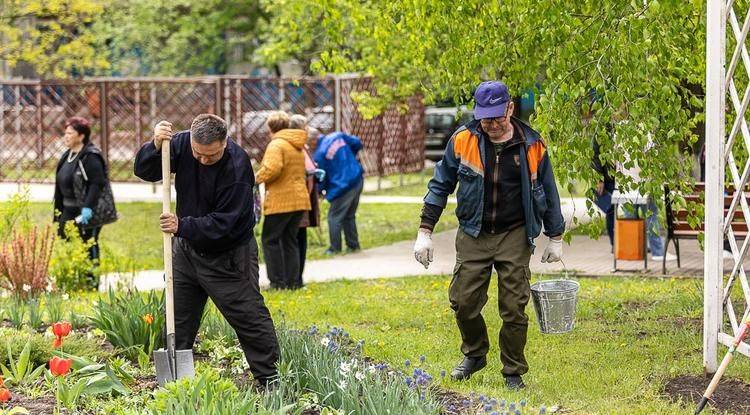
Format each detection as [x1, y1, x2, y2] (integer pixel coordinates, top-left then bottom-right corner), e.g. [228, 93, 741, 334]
[142, 314, 154, 325]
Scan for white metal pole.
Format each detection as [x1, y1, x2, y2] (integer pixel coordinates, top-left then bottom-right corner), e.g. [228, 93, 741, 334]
[704, 0, 727, 375]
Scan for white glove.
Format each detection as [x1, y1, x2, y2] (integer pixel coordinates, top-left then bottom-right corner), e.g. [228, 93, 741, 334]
[541, 238, 563, 263]
[413, 229, 434, 269]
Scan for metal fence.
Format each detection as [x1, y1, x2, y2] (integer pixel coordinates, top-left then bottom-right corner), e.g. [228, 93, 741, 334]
[0, 75, 424, 182]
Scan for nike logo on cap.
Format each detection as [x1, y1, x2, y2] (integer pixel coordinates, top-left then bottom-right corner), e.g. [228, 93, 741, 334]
[489, 97, 504, 104]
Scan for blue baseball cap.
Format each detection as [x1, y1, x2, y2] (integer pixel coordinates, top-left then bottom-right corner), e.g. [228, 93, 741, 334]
[473, 81, 511, 119]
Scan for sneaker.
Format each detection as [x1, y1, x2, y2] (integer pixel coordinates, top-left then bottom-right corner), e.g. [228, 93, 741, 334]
[652, 252, 677, 261]
[504, 375, 526, 390]
[450, 356, 487, 381]
[723, 250, 734, 260]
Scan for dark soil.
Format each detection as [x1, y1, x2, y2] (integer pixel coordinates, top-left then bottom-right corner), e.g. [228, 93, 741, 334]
[132, 374, 159, 394]
[5, 393, 56, 415]
[664, 375, 750, 414]
[433, 388, 471, 414]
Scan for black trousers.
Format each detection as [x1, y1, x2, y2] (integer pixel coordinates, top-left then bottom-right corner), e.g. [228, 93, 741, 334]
[172, 236, 279, 381]
[262, 211, 304, 289]
[297, 227, 307, 288]
[57, 206, 102, 287]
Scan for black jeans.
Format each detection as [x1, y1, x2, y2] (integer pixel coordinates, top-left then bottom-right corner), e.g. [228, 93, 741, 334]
[297, 227, 307, 288]
[57, 206, 102, 287]
[327, 179, 363, 252]
[172, 236, 279, 381]
[262, 211, 304, 289]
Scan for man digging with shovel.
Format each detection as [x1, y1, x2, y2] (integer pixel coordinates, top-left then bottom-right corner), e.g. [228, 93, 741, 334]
[413, 81, 566, 390]
[135, 114, 280, 389]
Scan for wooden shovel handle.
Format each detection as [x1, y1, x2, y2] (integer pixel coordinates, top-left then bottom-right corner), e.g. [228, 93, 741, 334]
[162, 140, 175, 337]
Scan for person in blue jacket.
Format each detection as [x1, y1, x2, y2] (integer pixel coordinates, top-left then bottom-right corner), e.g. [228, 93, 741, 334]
[313, 131, 365, 254]
[413, 80, 566, 390]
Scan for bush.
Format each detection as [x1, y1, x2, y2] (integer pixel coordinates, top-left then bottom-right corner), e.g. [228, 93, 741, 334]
[0, 328, 110, 369]
[148, 368, 262, 415]
[49, 222, 96, 292]
[274, 326, 442, 415]
[199, 302, 237, 343]
[0, 225, 55, 300]
[0, 190, 32, 242]
[89, 290, 164, 361]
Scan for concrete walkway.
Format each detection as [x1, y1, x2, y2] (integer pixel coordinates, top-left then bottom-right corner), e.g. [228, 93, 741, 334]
[0, 178, 428, 203]
[100, 197, 596, 291]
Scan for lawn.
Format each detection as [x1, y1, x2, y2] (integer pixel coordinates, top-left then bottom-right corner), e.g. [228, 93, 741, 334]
[363, 168, 590, 198]
[263, 275, 747, 415]
[15, 201, 458, 272]
[1, 274, 739, 414]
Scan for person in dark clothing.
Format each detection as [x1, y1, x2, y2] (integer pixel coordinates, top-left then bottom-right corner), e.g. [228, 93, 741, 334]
[591, 135, 616, 249]
[289, 115, 324, 288]
[134, 114, 279, 386]
[414, 81, 565, 390]
[53, 117, 116, 288]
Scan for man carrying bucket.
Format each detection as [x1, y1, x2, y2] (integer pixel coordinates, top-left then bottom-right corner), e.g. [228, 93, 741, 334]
[413, 81, 565, 390]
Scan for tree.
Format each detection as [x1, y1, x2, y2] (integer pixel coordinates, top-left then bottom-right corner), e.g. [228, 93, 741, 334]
[261, 0, 708, 233]
[0, 0, 108, 77]
[90, 0, 267, 76]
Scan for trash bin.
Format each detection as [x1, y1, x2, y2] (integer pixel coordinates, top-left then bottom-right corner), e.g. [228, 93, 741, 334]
[615, 217, 645, 260]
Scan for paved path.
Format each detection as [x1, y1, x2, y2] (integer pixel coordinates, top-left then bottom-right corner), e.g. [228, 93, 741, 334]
[0, 179, 422, 204]
[100, 197, 598, 291]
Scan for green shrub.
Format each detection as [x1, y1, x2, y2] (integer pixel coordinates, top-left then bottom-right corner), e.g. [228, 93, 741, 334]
[3, 297, 25, 329]
[0, 328, 110, 368]
[148, 368, 262, 415]
[89, 290, 164, 361]
[273, 326, 442, 415]
[198, 302, 237, 343]
[0, 190, 32, 242]
[49, 222, 96, 292]
[43, 293, 65, 324]
[26, 298, 44, 330]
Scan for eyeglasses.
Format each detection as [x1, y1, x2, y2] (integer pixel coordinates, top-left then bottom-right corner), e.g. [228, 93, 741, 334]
[479, 116, 507, 125]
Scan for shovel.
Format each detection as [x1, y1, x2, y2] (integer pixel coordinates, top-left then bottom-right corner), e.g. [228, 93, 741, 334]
[153, 131, 195, 386]
[694, 314, 750, 414]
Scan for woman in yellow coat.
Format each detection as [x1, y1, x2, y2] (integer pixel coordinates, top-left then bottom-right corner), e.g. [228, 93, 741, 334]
[256, 111, 312, 289]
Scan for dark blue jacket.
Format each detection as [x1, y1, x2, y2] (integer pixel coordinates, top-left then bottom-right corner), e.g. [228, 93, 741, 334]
[314, 132, 364, 201]
[424, 118, 565, 248]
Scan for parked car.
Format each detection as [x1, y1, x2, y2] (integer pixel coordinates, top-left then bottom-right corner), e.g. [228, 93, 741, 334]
[424, 106, 473, 161]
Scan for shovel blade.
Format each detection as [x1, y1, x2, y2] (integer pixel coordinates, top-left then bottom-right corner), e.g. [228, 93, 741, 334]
[154, 348, 195, 386]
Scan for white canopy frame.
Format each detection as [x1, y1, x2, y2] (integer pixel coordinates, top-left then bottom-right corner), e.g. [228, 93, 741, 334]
[704, 0, 750, 373]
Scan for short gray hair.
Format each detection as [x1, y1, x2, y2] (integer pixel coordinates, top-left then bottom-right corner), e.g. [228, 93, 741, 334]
[289, 114, 307, 130]
[190, 114, 227, 144]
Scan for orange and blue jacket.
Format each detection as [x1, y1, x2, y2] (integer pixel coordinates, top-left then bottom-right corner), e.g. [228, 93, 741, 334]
[423, 118, 565, 248]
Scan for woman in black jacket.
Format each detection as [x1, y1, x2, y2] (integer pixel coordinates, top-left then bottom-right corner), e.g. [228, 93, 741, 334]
[53, 117, 117, 287]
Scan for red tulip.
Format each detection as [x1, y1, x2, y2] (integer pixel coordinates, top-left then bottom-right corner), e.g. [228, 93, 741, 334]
[0, 375, 4, 387]
[49, 356, 72, 377]
[52, 337, 63, 349]
[52, 322, 72, 338]
[0, 387, 10, 403]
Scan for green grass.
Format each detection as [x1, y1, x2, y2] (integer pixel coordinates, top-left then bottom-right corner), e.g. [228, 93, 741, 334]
[261, 275, 744, 415]
[16, 201, 457, 272]
[363, 169, 433, 197]
[363, 168, 590, 198]
[31, 274, 741, 414]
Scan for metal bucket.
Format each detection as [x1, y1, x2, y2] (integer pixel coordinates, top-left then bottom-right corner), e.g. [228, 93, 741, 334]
[530, 279, 580, 334]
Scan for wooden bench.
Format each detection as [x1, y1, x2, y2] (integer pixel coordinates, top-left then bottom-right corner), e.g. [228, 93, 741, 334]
[664, 182, 748, 274]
